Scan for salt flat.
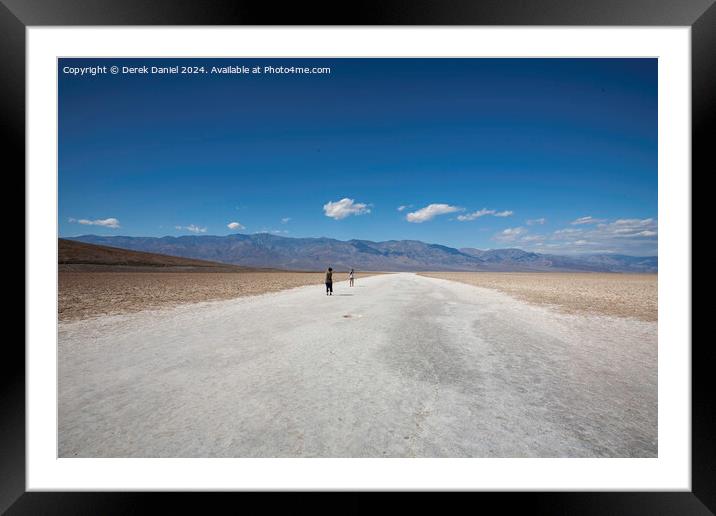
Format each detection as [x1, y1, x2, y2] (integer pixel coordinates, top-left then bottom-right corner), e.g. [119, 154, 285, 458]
[59, 269, 380, 321]
[58, 273, 657, 457]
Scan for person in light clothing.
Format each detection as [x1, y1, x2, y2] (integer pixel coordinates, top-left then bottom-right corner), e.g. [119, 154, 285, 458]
[349, 268, 355, 287]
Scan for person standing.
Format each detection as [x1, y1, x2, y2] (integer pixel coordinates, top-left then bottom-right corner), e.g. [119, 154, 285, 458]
[349, 268, 355, 287]
[325, 267, 333, 296]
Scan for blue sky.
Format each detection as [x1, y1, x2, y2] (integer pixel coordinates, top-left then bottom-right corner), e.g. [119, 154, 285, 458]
[59, 58, 657, 255]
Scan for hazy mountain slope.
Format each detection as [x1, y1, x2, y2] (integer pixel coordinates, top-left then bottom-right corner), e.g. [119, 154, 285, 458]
[68, 234, 657, 273]
[459, 248, 657, 273]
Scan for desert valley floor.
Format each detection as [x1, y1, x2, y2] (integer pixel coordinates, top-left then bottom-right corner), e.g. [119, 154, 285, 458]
[58, 272, 657, 458]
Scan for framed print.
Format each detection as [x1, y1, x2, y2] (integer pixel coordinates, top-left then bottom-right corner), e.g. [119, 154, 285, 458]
[7, 0, 710, 512]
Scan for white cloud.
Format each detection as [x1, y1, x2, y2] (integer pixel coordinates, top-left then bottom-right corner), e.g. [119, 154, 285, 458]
[255, 229, 289, 235]
[69, 217, 120, 229]
[494, 226, 527, 242]
[526, 218, 546, 225]
[571, 216, 606, 225]
[510, 217, 657, 255]
[227, 221, 245, 230]
[188, 225, 207, 233]
[457, 208, 494, 221]
[613, 218, 655, 227]
[323, 198, 371, 220]
[397, 205, 413, 212]
[281, 217, 291, 224]
[176, 224, 207, 234]
[605, 219, 658, 239]
[456, 208, 513, 221]
[406, 204, 462, 223]
[553, 228, 583, 238]
[521, 234, 545, 242]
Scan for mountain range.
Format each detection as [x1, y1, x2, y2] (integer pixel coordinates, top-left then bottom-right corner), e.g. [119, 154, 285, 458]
[67, 233, 658, 273]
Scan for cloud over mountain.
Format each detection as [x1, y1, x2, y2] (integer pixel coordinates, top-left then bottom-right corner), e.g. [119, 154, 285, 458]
[406, 204, 461, 223]
[526, 218, 546, 225]
[175, 224, 207, 234]
[69, 217, 120, 229]
[571, 216, 606, 225]
[457, 208, 513, 221]
[323, 198, 371, 220]
[493, 218, 657, 255]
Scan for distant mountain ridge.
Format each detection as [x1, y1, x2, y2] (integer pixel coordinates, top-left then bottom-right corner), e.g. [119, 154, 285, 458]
[67, 233, 658, 273]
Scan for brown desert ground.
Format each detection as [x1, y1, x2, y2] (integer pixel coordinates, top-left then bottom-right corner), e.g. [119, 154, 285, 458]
[58, 271, 380, 321]
[59, 238, 266, 272]
[58, 239, 381, 321]
[419, 272, 657, 322]
[59, 271, 379, 321]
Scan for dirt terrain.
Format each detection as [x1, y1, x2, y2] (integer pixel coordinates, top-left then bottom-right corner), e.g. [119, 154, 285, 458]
[419, 272, 657, 322]
[58, 239, 380, 320]
[59, 238, 268, 272]
[59, 271, 378, 321]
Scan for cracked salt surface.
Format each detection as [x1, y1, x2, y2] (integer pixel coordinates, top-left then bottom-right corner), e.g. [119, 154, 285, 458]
[59, 273, 656, 457]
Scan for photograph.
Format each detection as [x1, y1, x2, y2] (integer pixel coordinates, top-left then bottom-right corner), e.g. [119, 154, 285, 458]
[57, 57, 658, 458]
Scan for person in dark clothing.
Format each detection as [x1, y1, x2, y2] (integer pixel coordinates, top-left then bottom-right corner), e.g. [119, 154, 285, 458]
[325, 267, 333, 295]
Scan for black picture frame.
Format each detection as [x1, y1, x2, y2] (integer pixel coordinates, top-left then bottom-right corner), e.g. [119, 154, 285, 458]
[6, 0, 708, 513]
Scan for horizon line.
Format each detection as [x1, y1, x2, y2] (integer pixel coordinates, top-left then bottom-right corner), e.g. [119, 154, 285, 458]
[60, 234, 658, 258]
